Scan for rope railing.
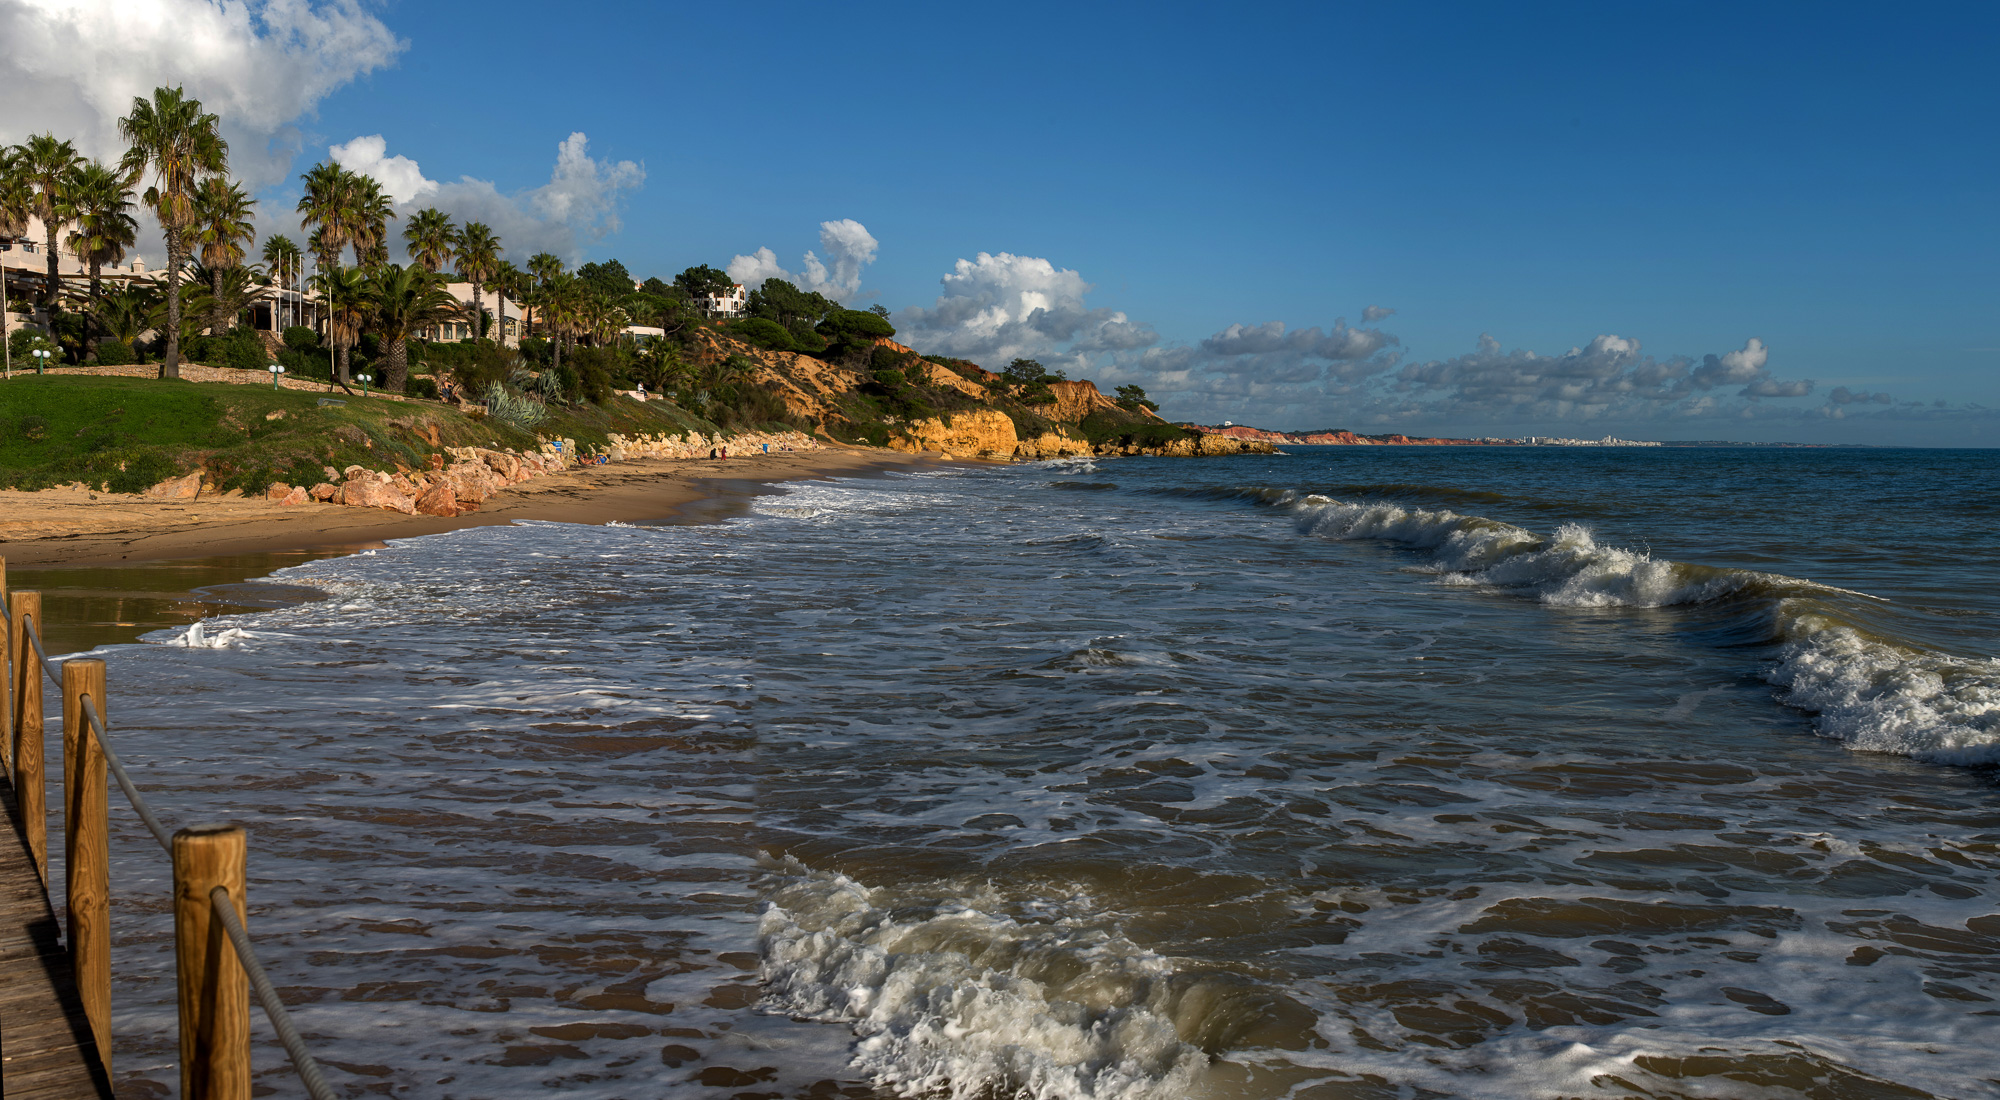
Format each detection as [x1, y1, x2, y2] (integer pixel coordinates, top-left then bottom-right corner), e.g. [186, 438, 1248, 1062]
[210, 886, 339, 1100]
[4, 575, 347, 1099]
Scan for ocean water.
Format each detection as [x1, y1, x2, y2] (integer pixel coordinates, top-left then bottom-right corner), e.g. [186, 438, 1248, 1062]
[44, 446, 2000, 1099]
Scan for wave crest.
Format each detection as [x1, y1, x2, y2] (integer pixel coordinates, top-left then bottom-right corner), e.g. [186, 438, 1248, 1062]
[1285, 493, 2000, 766]
[759, 868, 1291, 1100]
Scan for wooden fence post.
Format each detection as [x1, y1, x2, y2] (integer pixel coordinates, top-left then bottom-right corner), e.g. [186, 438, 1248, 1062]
[0, 554, 10, 774]
[173, 823, 250, 1100]
[13, 591, 44, 881]
[62, 657, 111, 1074]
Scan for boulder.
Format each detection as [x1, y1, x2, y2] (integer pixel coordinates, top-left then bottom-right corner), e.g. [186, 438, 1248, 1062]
[145, 472, 202, 500]
[342, 464, 369, 480]
[322, 465, 340, 482]
[309, 482, 340, 501]
[264, 482, 294, 501]
[275, 486, 309, 506]
[481, 451, 521, 481]
[413, 479, 461, 517]
[340, 479, 417, 514]
[389, 475, 418, 497]
[446, 463, 497, 504]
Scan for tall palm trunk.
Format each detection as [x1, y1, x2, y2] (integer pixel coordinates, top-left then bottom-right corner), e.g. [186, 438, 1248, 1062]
[161, 233, 184, 379]
[384, 337, 408, 393]
[210, 266, 225, 335]
[470, 284, 483, 342]
[496, 296, 506, 347]
[86, 263, 102, 360]
[42, 220, 60, 319]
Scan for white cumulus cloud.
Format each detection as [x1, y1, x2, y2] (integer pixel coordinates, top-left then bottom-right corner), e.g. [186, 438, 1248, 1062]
[326, 131, 643, 264]
[1362, 304, 1396, 323]
[895, 251, 1156, 369]
[327, 134, 434, 205]
[0, 0, 402, 186]
[727, 219, 879, 301]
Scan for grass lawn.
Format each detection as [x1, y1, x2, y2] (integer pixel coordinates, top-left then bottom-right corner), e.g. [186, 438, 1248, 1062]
[0, 375, 736, 494]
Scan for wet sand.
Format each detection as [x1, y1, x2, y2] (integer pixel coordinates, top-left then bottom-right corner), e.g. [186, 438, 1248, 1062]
[0, 447, 934, 567]
[0, 446, 939, 652]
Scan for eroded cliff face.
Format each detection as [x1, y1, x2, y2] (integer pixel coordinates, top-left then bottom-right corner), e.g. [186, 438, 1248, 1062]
[887, 409, 1021, 458]
[887, 411, 1275, 460]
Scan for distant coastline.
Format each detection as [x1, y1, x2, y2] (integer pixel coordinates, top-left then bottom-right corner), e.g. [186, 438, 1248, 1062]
[1185, 423, 1865, 448]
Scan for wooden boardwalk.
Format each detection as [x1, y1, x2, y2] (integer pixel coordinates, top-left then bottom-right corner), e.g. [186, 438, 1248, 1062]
[0, 774, 113, 1100]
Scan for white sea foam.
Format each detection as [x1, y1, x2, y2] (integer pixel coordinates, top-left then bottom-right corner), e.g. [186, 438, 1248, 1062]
[760, 867, 1212, 1100]
[1769, 621, 2000, 765]
[165, 622, 254, 648]
[1290, 494, 2000, 765]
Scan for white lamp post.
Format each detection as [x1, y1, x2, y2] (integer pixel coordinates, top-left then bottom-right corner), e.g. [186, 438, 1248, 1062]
[30, 346, 51, 375]
[268, 362, 286, 389]
[356, 371, 373, 397]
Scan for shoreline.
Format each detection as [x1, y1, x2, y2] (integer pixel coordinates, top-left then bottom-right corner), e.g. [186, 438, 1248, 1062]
[0, 446, 939, 568]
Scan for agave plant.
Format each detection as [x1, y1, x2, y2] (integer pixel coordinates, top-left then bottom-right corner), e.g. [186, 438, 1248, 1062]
[485, 385, 547, 431]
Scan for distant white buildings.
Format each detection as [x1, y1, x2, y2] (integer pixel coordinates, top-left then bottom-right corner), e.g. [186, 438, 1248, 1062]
[694, 283, 747, 318]
[1525, 435, 1662, 447]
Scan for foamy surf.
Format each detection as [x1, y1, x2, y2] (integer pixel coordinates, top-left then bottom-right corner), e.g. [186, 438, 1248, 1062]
[760, 866, 1244, 1100]
[1285, 494, 2000, 766]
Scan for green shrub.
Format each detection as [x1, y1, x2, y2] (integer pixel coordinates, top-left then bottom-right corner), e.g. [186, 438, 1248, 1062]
[407, 375, 439, 400]
[730, 317, 796, 352]
[282, 326, 319, 352]
[93, 339, 135, 366]
[103, 452, 182, 495]
[218, 326, 269, 372]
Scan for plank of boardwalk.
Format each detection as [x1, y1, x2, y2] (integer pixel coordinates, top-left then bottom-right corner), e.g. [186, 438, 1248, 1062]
[0, 775, 113, 1099]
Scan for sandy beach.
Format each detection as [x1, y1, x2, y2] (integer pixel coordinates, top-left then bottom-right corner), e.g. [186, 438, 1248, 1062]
[0, 446, 938, 567]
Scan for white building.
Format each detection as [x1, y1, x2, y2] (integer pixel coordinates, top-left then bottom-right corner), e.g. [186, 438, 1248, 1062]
[694, 283, 747, 318]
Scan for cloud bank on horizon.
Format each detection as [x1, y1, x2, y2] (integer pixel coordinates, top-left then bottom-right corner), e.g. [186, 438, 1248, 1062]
[844, 226, 1971, 435]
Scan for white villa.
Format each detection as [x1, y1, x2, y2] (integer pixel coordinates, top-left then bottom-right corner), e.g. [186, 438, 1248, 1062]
[694, 283, 747, 318]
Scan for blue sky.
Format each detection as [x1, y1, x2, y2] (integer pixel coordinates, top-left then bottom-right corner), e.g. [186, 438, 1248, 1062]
[6, 1, 1996, 443]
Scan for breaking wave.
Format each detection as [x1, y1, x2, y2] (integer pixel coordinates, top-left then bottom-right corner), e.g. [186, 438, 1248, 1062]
[759, 866, 1295, 1100]
[1281, 493, 2000, 766]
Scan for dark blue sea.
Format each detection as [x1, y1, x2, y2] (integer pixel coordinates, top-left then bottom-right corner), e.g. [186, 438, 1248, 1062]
[62, 446, 2000, 1098]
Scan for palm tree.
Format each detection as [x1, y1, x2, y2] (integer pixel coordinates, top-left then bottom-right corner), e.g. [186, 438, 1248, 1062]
[523, 252, 564, 339]
[296, 161, 358, 275]
[539, 271, 580, 370]
[402, 207, 456, 273]
[61, 160, 138, 358]
[454, 222, 500, 343]
[118, 86, 227, 379]
[352, 177, 393, 267]
[0, 149, 35, 370]
[184, 263, 262, 343]
[364, 263, 458, 393]
[15, 133, 83, 317]
[262, 234, 302, 331]
[312, 264, 369, 391]
[98, 283, 161, 347]
[484, 259, 522, 346]
[191, 176, 256, 334]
